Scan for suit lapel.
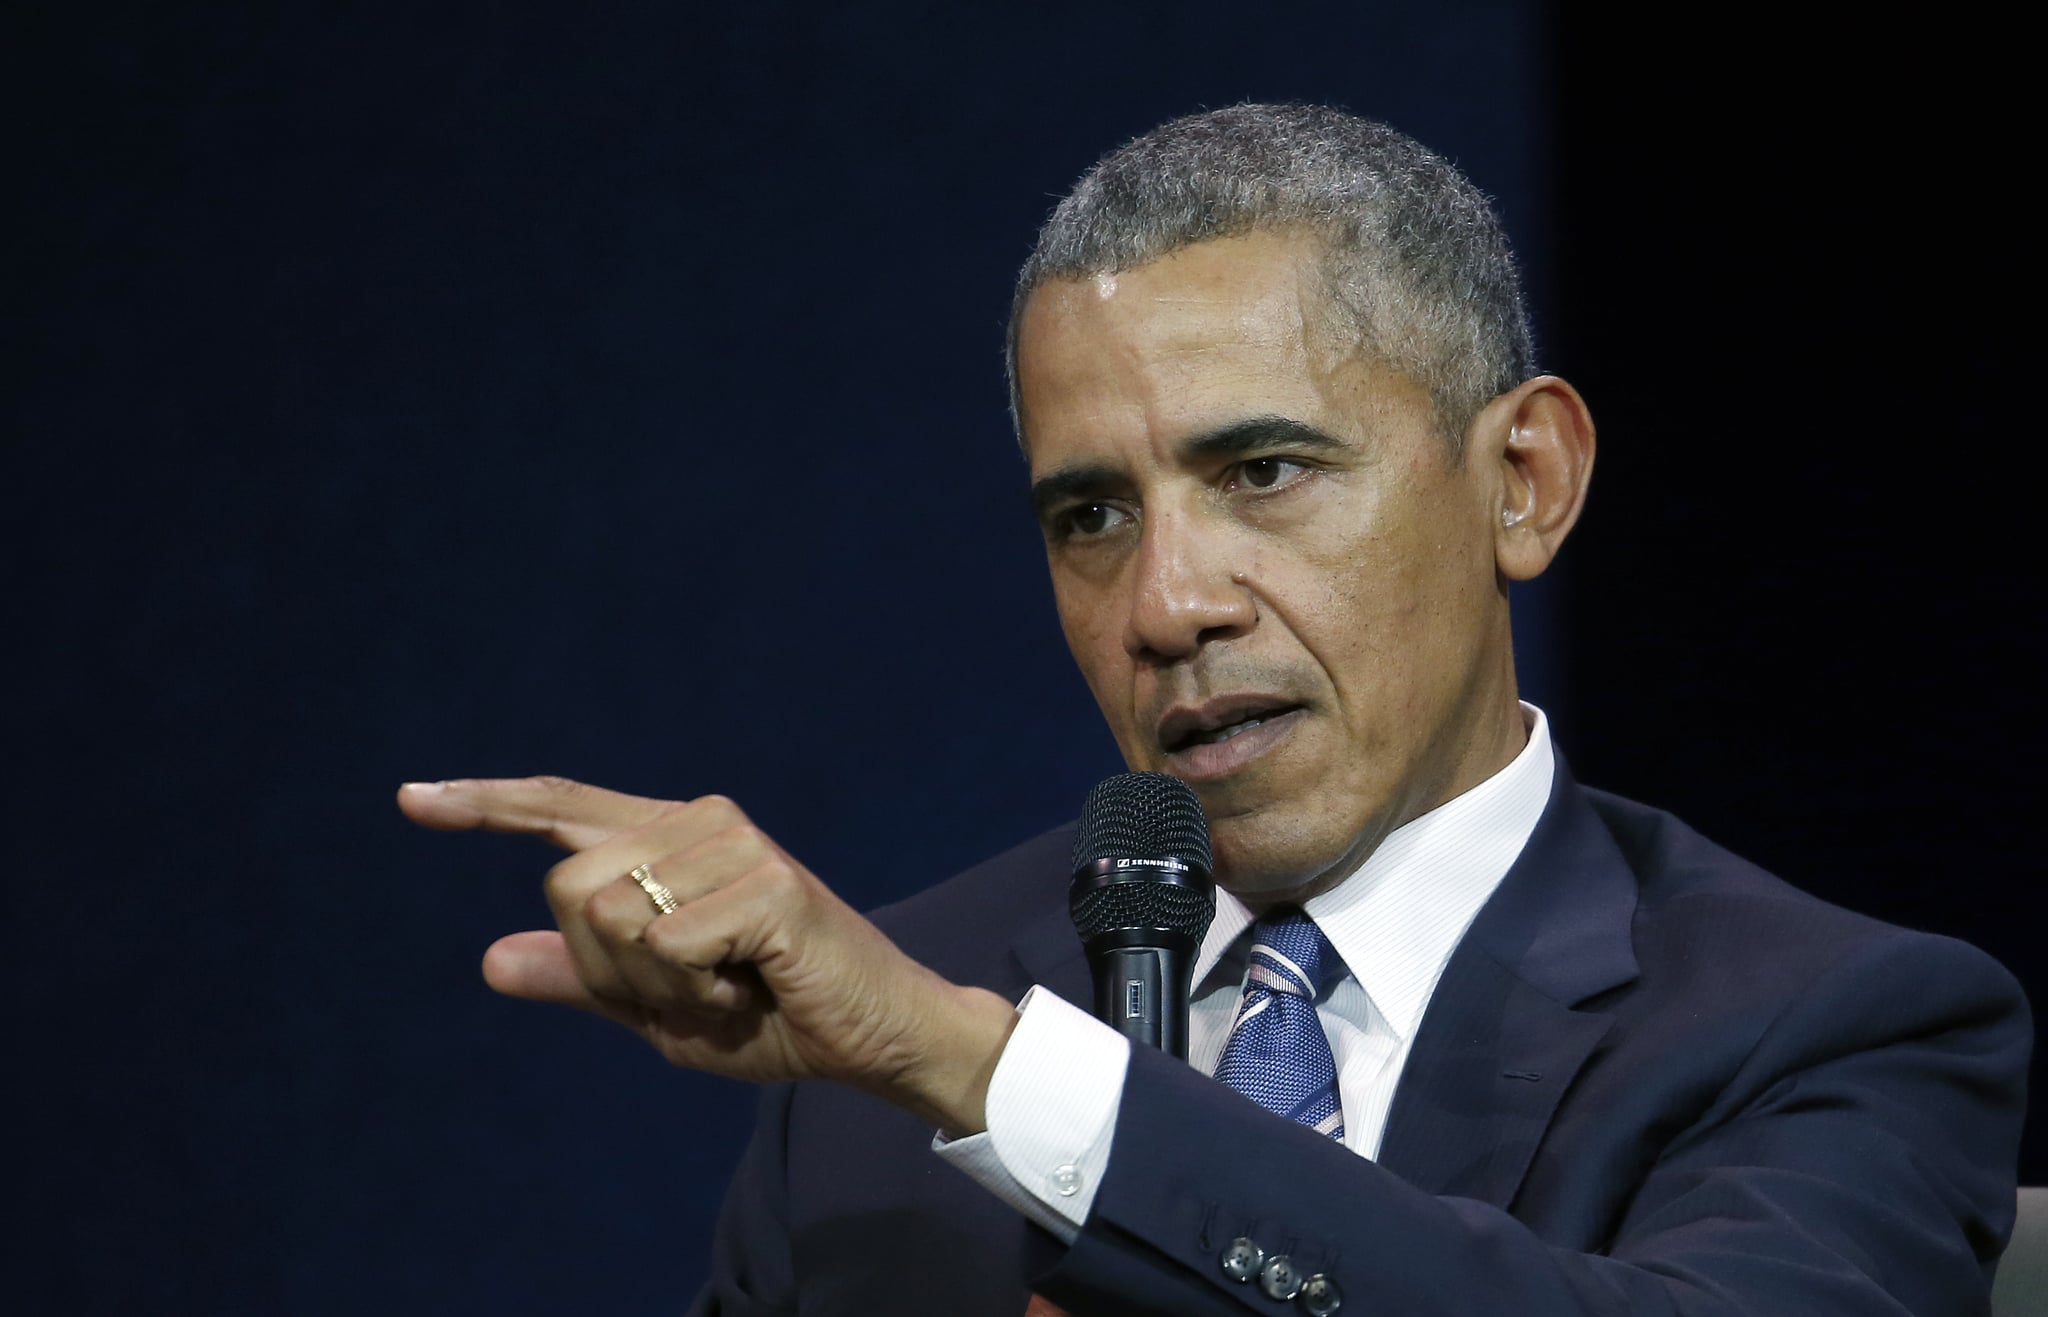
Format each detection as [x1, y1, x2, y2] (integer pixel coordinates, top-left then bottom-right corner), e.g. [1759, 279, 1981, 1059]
[1378, 757, 1639, 1207]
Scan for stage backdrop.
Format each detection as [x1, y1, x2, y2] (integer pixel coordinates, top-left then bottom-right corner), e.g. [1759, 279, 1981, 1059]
[11, 4, 2036, 1312]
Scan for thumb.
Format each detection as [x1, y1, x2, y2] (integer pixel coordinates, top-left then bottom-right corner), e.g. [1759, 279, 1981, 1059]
[481, 931, 638, 1030]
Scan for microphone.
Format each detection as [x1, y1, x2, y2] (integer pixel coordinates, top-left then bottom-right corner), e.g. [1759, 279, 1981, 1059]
[1068, 772, 1216, 1058]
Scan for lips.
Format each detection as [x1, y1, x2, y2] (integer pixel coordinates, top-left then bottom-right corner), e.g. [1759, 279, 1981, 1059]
[1157, 696, 1305, 756]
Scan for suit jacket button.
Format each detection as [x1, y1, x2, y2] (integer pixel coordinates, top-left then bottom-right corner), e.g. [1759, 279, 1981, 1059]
[1218, 1237, 1265, 1282]
[1299, 1273, 1342, 1315]
[1259, 1255, 1304, 1301]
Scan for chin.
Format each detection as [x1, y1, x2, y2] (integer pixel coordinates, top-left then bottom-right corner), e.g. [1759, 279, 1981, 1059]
[1207, 806, 1363, 906]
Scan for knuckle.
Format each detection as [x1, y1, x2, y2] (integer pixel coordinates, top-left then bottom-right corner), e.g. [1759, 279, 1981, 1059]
[699, 817, 769, 864]
[642, 916, 677, 952]
[542, 858, 581, 905]
[580, 885, 622, 934]
[530, 774, 583, 797]
[643, 918, 694, 962]
[746, 853, 798, 891]
[690, 793, 746, 826]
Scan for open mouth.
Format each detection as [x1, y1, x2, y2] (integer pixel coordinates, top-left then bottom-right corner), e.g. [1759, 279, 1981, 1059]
[1159, 700, 1305, 754]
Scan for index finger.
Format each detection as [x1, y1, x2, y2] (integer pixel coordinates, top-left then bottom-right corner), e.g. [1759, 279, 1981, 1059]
[397, 775, 674, 852]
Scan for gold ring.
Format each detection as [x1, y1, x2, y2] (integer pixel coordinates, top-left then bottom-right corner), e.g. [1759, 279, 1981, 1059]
[629, 863, 678, 916]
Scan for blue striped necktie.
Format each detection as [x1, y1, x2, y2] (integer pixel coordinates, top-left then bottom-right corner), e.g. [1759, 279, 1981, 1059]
[1212, 910, 1349, 1141]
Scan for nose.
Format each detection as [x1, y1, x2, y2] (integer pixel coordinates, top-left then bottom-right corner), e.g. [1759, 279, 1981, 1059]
[1122, 506, 1256, 663]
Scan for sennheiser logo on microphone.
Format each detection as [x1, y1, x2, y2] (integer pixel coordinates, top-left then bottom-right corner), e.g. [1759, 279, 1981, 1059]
[1076, 854, 1204, 883]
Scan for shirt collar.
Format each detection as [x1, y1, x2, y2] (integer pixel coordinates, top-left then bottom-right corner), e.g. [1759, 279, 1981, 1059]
[1192, 703, 1555, 1039]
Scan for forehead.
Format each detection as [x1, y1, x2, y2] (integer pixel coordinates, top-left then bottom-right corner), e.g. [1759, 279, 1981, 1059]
[1014, 232, 1363, 468]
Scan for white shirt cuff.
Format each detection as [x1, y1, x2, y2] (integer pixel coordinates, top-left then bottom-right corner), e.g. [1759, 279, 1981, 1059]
[932, 986, 1130, 1242]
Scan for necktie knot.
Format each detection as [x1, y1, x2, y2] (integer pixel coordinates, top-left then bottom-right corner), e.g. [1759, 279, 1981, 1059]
[1246, 909, 1345, 1001]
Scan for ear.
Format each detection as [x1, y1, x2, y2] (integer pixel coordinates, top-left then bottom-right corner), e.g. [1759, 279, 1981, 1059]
[1468, 375, 1596, 581]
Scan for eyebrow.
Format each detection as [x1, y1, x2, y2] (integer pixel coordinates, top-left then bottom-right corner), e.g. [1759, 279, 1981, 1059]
[1028, 414, 1348, 521]
[1183, 414, 1348, 462]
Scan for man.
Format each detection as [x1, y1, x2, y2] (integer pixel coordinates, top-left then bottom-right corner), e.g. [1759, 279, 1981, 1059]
[399, 105, 2029, 1313]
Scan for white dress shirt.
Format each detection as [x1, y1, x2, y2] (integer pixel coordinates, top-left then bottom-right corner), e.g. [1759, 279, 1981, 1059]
[935, 705, 1556, 1241]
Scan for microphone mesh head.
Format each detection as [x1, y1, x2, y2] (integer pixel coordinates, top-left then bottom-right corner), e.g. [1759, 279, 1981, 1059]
[1069, 772, 1215, 943]
[1071, 771, 1212, 871]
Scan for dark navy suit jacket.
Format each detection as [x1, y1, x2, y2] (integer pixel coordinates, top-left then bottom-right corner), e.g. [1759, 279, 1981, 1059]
[691, 762, 2030, 1315]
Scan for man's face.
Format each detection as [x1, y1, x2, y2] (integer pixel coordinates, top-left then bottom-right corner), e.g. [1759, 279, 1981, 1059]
[1015, 231, 1524, 902]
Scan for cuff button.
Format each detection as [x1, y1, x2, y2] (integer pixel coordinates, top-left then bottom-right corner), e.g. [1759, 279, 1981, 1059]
[1259, 1255, 1304, 1301]
[1299, 1273, 1342, 1315]
[1218, 1237, 1265, 1282]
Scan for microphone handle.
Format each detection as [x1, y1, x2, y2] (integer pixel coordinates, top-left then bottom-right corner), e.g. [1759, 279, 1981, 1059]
[1088, 934, 1196, 1059]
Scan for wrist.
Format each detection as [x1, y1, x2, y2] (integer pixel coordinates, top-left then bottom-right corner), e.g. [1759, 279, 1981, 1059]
[891, 982, 1019, 1137]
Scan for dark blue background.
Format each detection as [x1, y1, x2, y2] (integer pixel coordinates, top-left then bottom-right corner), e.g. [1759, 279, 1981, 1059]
[11, 4, 2036, 1311]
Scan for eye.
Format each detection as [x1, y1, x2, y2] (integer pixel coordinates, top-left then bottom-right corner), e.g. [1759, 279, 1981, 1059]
[1229, 457, 1311, 492]
[1053, 501, 1130, 541]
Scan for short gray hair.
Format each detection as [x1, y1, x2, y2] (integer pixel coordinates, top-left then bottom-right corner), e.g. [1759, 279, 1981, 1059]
[1007, 103, 1534, 446]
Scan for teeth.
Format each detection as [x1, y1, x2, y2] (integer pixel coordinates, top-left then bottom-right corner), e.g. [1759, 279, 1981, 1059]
[1193, 717, 1262, 746]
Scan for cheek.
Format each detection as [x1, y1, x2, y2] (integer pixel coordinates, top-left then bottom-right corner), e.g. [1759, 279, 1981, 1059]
[1053, 574, 1110, 656]
[1053, 576, 1132, 703]
[1288, 514, 1482, 712]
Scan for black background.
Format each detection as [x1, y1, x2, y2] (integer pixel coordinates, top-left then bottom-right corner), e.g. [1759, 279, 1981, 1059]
[10, 3, 2037, 1311]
